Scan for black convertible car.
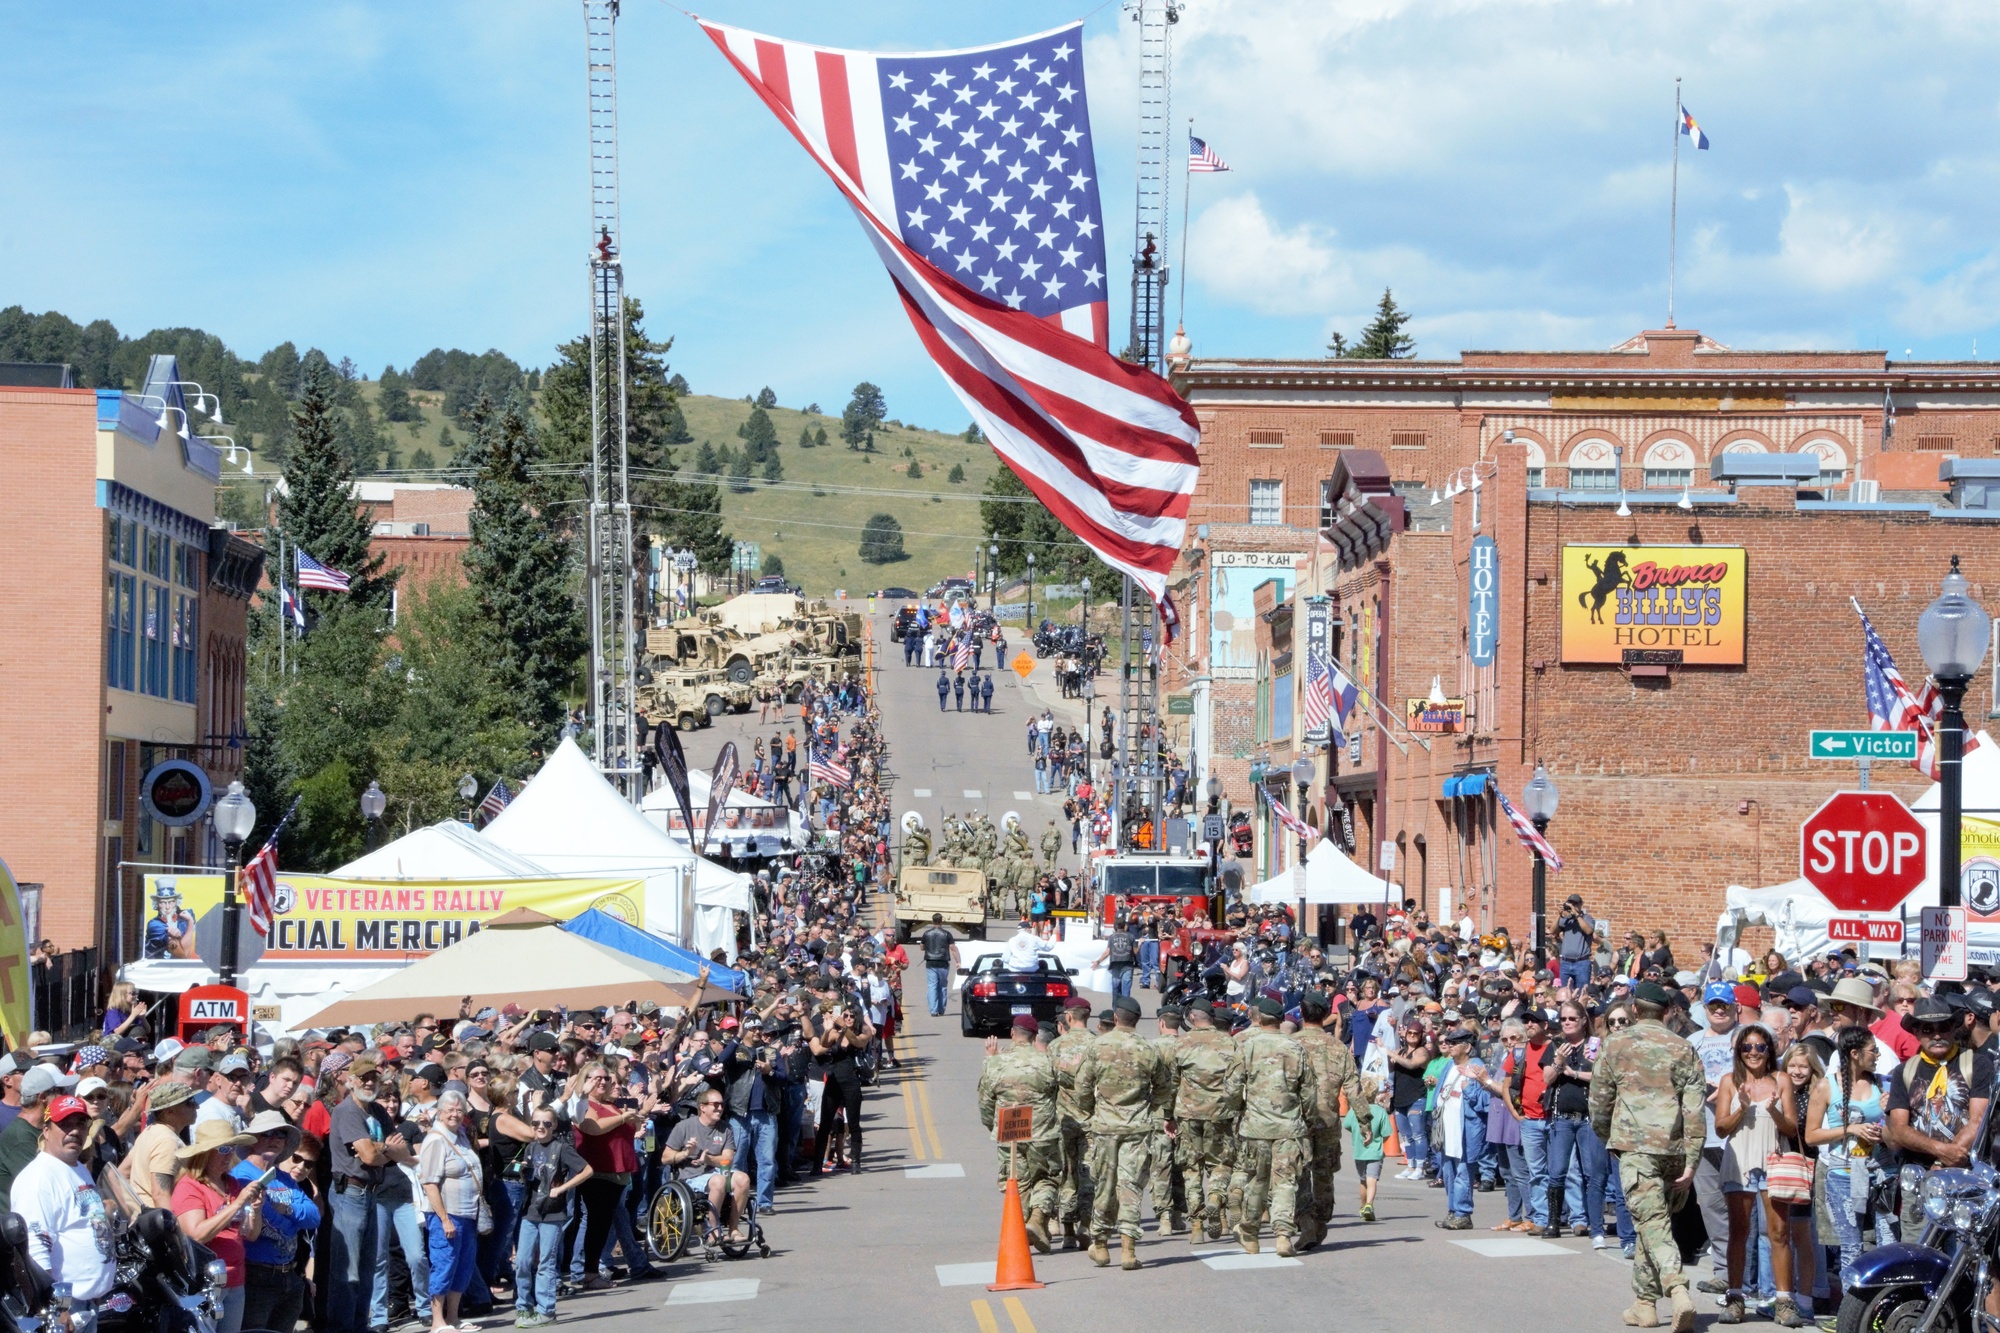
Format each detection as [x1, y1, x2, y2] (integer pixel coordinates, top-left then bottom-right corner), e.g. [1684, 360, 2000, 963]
[958, 955, 1078, 1037]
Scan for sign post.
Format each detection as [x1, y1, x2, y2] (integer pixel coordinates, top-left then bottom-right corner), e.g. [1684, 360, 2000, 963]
[1800, 792, 1927, 913]
[1809, 731, 1918, 762]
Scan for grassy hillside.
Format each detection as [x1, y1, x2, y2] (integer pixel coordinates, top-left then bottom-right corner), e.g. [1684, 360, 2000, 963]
[675, 395, 1001, 594]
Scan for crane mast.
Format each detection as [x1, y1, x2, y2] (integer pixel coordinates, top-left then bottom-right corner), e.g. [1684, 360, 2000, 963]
[583, 0, 640, 800]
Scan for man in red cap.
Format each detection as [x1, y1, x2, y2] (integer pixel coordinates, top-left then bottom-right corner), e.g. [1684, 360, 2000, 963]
[11, 1095, 115, 1316]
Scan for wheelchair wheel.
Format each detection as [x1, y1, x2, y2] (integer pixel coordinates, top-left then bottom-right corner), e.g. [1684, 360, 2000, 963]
[647, 1180, 694, 1262]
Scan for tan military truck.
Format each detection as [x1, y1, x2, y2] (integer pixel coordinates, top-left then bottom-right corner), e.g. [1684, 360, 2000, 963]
[640, 680, 711, 734]
[894, 864, 988, 942]
[646, 620, 794, 685]
[643, 666, 750, 720]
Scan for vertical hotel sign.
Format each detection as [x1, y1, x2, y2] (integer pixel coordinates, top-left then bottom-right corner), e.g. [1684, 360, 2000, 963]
[1468, 536, 1498, 667]
[1303, 596, 1332, 745]
[1559, 545, 1747, 665]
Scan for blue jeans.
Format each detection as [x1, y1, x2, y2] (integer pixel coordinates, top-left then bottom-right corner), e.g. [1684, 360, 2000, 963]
[1495, 1141, 1530, 1222]
[734, 1108, 780, 1210]
[1441, 1154, 1475, 1218]
[927, 966, 950, 1016]
[1603, 1153, 1636, 1245]
[477, 1171, 514, 1286]
[1545, 1116, 1609, 1237]
[1519, 1119, 1583, 1228]
[1394, 1109, 1428, 1170]
[1825, 1170, 1871, 1289]
[605, 1181, 653, 1275]
[371, 1199, 428, 1325]
[1138, 940, 1160, 987]
[328, 1188, 381, 1333]
[1559, 958, 1592, 992]
[1109, 966, 1134, 1000]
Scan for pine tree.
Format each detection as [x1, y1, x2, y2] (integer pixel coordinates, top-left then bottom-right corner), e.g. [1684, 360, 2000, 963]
[797, 426, 815, 450]
[737, 406, 778, 463]
[755, 386, 777, 409]
[841, 382, 886, 449]
[762, 454, 783, 483]
[948, 462, 966, 483]
[760, 552, 785, 578]
[377, 366, 422, 423]
[694, 441, 719, 475]
[906, 458, 922, 479]
[465, 404, 584, 748]
[410, 446, 436, 474]
[858, 513, 906, 563]
[813, 425, 829, 449]
[1330, 289, 1416, 360]
[727, 455, 753, 493]
[275, 356, 391, 609]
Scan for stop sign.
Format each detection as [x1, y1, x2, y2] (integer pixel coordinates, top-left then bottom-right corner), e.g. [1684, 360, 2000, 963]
[1800, 791, 1927, 913]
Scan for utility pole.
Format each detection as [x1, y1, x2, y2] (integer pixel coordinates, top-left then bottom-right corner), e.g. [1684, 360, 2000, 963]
[582, 0, 640, 801]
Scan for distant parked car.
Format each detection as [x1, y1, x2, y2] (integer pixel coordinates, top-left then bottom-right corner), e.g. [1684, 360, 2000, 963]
[751, 575, 789, 594]
[877, 586, 919, 600]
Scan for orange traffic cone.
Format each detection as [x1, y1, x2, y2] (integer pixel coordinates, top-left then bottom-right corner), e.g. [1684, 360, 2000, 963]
[988, 1176, 1046, 1292]
[1383, 1116, 1402, 1161]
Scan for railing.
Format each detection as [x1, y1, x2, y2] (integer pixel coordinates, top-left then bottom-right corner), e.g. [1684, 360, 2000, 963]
[31, 948, 100, 1044]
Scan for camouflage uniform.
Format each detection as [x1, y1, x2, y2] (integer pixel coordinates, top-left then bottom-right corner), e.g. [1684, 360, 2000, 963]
[1075, 1026, 1173, 1243]
[1170, 1022, 1246, 1238]
[1294, 1020, 1362, 1245]
[1041, 824, 1062, 871]
[1590, 1016, 1707, 1311]
[1146, 1026, 1185, 1230]
[1048, 1023, 1097, 1228]
[977, 1037, 1062, 1221]
[1229, 1025, 1317, 1247]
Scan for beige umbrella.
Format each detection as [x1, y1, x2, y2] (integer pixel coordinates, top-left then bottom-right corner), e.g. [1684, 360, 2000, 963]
[293, 921, 734, 1029]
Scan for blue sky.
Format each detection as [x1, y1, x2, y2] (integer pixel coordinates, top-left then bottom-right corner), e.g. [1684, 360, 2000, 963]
[5, 2, 1999, 431]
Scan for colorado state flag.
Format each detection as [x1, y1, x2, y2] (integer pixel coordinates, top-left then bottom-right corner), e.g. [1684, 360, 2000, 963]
[1680, 105, 1709, 150]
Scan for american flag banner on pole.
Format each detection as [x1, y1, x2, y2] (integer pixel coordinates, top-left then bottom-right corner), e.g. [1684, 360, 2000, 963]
[239, 797, 301, 939]
[1858, 599, 1977, 780]
[294, 549, 352, 594]
[1496, 787, 1564, 872]
[810, 743, 854, 790]
[952, 634, 974, 671]
[699, 19, 1201, 630]
[476, 778, 513, 824]
[1258, 786, 1318, 844]
[1188, 134, 1230, 173]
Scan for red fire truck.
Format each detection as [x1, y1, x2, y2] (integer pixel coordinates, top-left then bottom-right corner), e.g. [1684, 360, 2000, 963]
[1094, 854, 1217, 930]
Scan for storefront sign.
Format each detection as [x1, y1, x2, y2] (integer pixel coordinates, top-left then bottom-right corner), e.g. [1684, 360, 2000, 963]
[140, 760, 213, 828]
[1303, 597, 1332, 745]
[1468, 535, 1498, 667]
[1559, 545, 1746, 665]
[144, 873, 652, 961]
[1406, 698, 1466, 733]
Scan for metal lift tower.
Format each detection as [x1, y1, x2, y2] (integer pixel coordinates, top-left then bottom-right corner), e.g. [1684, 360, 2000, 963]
[1113, 0, 1178, 849]
[583, 0, 640, 800]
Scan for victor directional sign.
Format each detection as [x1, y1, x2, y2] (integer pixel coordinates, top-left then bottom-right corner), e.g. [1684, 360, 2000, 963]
[1809, 730, 1918, 761]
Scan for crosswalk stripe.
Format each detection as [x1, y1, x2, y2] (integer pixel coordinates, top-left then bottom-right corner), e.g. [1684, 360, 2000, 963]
[964, 789, 983, 798]
[664, 1277, 761, 1303]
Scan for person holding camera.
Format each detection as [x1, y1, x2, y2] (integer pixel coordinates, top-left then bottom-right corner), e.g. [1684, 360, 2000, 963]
[1555, 894, 1596, 993]
[810, 1004, 875, 1174]
[720, 1018, 781, 1214]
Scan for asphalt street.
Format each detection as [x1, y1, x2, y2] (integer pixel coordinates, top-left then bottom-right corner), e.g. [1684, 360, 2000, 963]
[563, 612, 1658, 1331]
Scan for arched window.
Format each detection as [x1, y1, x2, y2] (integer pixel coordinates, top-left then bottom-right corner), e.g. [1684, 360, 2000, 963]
[1796, 436, 1850, 487]
[1566, 437, 1618, 491]
[1642, 438, 1696, 489]
[1519, 437, 1548, 488]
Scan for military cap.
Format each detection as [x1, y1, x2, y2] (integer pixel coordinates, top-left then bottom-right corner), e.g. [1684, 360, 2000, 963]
[1036, 1021, 1059, 1040]
[1062, 996, 1092, 1012]
[1254, 996, 1283, 1019]
[1299, 991, 1332, 1021]
[1098, 1009, 1117, 1025]
[527, 1032, 561, 1053]
[174, 1047, 213, 1073]
[1633, 981, 1676, 1008]
[1187, 998, 1213, 1016]
[1112, 996, 1141, 1018]
[1156, 1004, 1183, 1020]
[1011, 1014, 1039, 1033]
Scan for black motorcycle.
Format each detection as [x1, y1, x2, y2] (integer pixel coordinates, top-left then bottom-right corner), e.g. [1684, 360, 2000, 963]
[93, 1166, 230, 1332]
[1836, 1161, 2000, 1333]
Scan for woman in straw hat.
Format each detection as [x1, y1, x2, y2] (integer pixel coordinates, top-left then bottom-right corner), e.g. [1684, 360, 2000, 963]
[233, 1109, 317, 1333]
[172, 1119, 262, 1333]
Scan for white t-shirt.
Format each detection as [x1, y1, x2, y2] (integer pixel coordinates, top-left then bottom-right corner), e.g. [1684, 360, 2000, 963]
[1001, 928, 1046, 972]
[13, 1152, 115, 1301]
[195, 1095, 247, 1133]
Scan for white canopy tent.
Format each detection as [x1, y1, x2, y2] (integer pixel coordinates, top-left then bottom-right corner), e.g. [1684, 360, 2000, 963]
[119, 959, 407, 1038]
[332, 820, 549, 880]
[1246, 840, 1397, 906]
[1717, 731, 2000, 966]
[483, 738, 751, 958]
[640, 769, 809, 857]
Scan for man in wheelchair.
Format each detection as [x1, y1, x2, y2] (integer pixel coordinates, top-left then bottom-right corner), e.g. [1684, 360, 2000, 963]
[662, 1091, 751, 1243]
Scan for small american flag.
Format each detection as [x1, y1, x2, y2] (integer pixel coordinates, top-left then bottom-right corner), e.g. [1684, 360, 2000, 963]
[953, 635, 974, 671]
[476, 778, 513, 823]
[239, 797, 300, 939]
[1303, 651, 1332, 738]
[1496, 787, 1564, 872]
[810, 744, 853, 789]
[1259, 786, 1317, 844]
[1188, 134, 1230, 173]
[1860, 600, 1977, 780]
[295, 549, 352, 593]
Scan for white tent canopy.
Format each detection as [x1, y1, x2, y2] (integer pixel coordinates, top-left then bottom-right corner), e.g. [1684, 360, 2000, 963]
[120, 959, 406, 1038]
[331, 820, 549, 880]
[483, 737, 750, 957]
[1718, 731, 2000, 966]
[640, 769, 809, 856]
[1246, 840, 1396, 905]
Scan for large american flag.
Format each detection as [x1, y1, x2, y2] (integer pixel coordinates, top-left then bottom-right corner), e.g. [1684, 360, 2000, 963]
[476, 778, 513, 824]
[239, 797, 300, 939]
[952, 634, 974, 671]
[1188, 134, 1230, 173]
[1496, 787, 1564, 872]
[1859, 600, 1978, 780]
[810, 743, 854, 789]
[1259, 786, 1318, 844]
[295, 549, 352, 594]
[701, 19, 1200, 626]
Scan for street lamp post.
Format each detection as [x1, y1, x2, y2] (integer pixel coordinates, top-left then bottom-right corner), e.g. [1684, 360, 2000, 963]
[1290, 755, 1316, 935]
[1919, 555, 1990, 911]
[1025, 551, 1035, 628]
[360, 780, 387, 851]
[988, 538, 999, 611]
[212, 782, 257, 988]
[1082, 677, 1096, 785]
[1521, 764, 1560, 966]
[458, 773, 479, 824]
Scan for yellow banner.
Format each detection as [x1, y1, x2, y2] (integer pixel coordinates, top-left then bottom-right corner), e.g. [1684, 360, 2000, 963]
[0, 859, 29, 1047]
[1560, 544, 1747, 665]
[1962, 817, 2000, 920]
[142, 873, 650, 962]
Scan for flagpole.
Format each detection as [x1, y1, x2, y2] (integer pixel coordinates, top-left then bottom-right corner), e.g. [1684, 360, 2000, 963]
[1669, 77, 1681, 329]
[1178, 117, 1193, 326]
[277, 532, 286, 681]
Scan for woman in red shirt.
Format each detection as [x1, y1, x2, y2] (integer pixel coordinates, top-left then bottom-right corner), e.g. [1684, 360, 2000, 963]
[173, 1120, 262, 1333]
[573, 1063, 660, 1289]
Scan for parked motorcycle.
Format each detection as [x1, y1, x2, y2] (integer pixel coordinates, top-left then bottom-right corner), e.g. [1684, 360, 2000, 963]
[93, 1165, 229, 1332]
[1836, 1161, 2000, 1333]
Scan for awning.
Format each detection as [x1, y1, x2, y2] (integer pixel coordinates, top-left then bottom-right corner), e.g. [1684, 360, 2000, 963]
[560, 908, 750, 994]
[1443, 773, 1491, 798]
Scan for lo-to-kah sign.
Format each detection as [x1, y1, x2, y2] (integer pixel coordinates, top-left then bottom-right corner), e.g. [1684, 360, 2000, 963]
[1560, 545, 1746, 665]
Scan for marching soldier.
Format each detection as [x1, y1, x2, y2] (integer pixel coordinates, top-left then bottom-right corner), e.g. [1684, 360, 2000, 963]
[1589, 980, 1706, 1332]
[979, 671, 995, 712]
[1229, 995, 1317, 1256]
[1171, 998, 1244, 1242]
[1294, 990, 1364, 1249]
[1147, 1005, 1186, 1235]
[936, 668, 951, 712]
[1075, 996, 1172, 1271]
[978, 1015, 1062, 1254]
[1041, 820, 1062, 872]
[1048, 997, 1097, 1248]
[953, 671, 967, 711]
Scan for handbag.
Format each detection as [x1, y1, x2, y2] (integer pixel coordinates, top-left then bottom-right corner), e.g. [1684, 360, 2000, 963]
[1765, 1148, 1813, 1202]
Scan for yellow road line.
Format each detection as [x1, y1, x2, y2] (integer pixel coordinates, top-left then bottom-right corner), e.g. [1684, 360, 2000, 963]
[915, 1072, 944, 1158]
[1001, 1296, 1037, 1333]
[898, 1070, 926, 1161]
[971, 1299, 1001, 1333]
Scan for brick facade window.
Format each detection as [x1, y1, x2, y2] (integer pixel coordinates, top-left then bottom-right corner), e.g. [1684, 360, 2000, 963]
[1249, 479, 1285, 526]
[1527, 467, 1545, 488]
[1570, 468, 1618, 491]
[1643, 468, 1692, 489]
[1916, 434, 1957, 452]
[1248, 428, 1285, 447]
[1390, 431, 1426, 450]
[1319, 430, 1354, 449]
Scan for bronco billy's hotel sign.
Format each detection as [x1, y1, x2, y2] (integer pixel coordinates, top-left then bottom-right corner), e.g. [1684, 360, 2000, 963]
[1559, 545, 1747, 666]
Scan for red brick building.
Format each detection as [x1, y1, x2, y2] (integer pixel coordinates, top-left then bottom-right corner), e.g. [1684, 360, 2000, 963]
[1172, 330, 2000, 949]
[0, 359, 261, 960]
[357, 481, 472, 596]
